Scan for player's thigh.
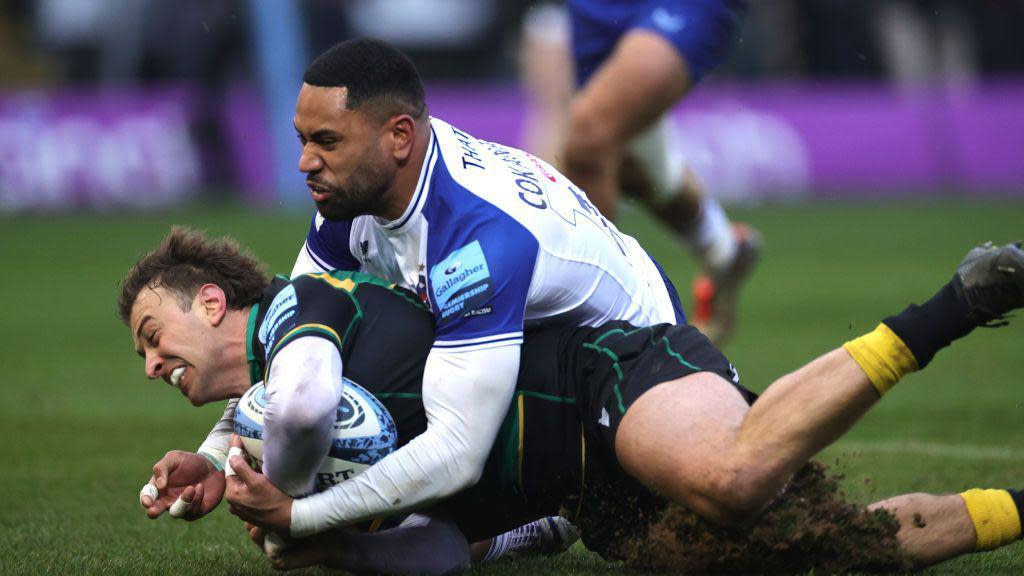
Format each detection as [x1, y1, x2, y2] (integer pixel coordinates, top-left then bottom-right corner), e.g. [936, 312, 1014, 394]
[570, 30, 690, 144]
[614, 371, 750, 511]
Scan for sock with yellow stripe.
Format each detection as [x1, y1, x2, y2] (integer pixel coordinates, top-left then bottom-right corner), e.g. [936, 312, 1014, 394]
[959, 488, 1023, 551]
[881, 281, 975, 369]
[843, 323, 918, 396]
[843, 282, 975, 396]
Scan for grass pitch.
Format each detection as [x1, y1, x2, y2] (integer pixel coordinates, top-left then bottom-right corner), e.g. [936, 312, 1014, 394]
[1, 199, 1022, 575]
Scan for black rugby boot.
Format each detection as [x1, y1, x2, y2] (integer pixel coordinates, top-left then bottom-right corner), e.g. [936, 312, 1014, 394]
[952, 241, 1024, 327]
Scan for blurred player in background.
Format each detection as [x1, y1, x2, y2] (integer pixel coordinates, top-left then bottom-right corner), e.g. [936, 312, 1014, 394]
[518, 3, 575, 165]
[524, 0, 761, 345]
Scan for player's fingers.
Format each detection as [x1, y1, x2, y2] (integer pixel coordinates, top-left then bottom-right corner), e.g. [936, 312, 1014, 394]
[272, 543, 317, 572]
[169, 485, 195, 519]
[227, 453, 256, 483]
[224, 445, 246, 479]
[264, 532, 287, 559]
[139, 482, 159, 508]
[247, 523, 261, 542]
[186, 482, 205, 518]
[152, 463, 168, 491]
[152, 453, 179, 491]
[146, 498, 169, 519]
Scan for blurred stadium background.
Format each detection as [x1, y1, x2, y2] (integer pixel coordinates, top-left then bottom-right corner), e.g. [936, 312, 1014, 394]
[1, 1, 1022, 574]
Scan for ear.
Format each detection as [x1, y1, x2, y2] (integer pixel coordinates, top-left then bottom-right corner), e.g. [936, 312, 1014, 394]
[388, 114, 417, 162]
[196, 284, 228, 327]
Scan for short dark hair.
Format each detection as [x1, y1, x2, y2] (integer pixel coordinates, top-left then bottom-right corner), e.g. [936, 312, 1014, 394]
[117, 227, 269, 324]
[303, 37, 426, 121]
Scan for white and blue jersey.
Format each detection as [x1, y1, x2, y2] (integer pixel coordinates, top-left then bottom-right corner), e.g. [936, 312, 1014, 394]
[297, 117, 686, 352]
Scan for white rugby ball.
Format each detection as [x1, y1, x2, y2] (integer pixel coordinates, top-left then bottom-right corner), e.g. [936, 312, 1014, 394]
[233, 378, 398, 491]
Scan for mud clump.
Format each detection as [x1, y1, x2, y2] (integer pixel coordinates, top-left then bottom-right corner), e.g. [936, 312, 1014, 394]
[619, 461, 908, 574]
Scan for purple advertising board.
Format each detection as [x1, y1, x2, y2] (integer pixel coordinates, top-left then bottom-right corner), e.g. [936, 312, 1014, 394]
[427, 80, 1024, 201]
[1, 80, 1021, 212]
[0, 86, 203, 211]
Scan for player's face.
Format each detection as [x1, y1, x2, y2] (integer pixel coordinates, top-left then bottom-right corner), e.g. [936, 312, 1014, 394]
[294, 84, 396, 221]
[129, 286, 235, 406]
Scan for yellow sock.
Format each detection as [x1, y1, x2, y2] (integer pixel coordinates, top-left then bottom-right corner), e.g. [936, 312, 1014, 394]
[960, 489, 1022, 550]
[842, 323, 919, 396]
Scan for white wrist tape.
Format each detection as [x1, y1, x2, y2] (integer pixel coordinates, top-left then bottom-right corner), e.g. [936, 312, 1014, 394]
[139, 483, 158, 505]
[223, 446, 245, 478]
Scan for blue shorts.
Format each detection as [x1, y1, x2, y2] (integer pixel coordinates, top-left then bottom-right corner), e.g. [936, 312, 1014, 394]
[569, 0, 745, 87]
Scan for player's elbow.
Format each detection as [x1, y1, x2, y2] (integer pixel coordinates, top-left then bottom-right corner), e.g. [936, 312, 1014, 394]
[698, 466, 776, 526]
[445, 454, 487, 495]
[265, 395, 335, 443]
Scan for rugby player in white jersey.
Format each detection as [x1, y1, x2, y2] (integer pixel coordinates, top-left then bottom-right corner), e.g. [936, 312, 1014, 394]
[273, 38, 688, 537]
[138, 37, 677, 557]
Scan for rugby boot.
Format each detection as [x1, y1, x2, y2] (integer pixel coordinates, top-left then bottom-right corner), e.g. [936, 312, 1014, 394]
[500, 516, 580, 558]
[535, 516, 581, 553]
[691, 224, 762, 346]
[952, 241, 1024, 327]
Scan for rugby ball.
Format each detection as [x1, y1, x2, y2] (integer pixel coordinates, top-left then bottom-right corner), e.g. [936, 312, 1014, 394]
[233, 378, 398, 491]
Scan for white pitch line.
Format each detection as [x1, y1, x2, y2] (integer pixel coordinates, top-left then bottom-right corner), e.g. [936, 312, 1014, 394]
[825, 440, 1018, 462]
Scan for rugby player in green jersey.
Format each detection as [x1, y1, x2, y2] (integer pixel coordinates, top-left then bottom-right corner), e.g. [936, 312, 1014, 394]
[120, 228, 1024, 573]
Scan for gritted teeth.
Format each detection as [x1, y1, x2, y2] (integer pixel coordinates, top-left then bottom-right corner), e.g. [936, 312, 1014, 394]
[171, 366, 186, 387]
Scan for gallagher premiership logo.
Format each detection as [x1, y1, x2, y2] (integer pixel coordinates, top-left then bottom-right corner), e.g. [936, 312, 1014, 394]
[429, 241, 494, 322]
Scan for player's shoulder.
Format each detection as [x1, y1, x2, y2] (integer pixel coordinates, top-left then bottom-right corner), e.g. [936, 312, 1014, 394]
[304, 213, 380, 272]
[427, 118, 545, 235]
[292, 269, 429, 313]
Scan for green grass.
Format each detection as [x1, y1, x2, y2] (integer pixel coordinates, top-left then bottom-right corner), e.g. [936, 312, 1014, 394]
[1, 199, 1022, 574]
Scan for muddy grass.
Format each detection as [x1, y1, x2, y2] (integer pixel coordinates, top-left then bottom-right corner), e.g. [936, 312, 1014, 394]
[618, 461, 909, 574]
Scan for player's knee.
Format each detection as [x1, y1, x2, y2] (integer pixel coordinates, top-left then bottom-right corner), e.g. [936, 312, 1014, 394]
[563, 100, 617, 170]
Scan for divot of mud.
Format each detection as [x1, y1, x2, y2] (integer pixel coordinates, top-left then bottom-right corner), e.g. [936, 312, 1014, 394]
[618, 461, 909, 574]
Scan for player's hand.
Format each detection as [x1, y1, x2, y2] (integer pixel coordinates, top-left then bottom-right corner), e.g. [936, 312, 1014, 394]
[225, 435, 293, 533]
[247, 523, 324, 571]
[252, 526, 337, 571]
[246, 522, 267, 550]
[139, 450, 225, 521]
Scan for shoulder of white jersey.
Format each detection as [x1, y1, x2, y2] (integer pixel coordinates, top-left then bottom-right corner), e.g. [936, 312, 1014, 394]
[302, 212, 379, 273]
[428, 117, 595, 244]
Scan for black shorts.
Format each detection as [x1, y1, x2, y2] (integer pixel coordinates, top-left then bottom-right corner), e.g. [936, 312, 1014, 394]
[570, 321, 755, 449]
[560, 321, 758, 559]
[455, 322, 756, 549]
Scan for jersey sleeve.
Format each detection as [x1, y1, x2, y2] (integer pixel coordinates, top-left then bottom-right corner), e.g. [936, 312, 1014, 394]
[256, 275, 362, 374]
[301, 212, 361, 272]
[425, 210, 539, 350]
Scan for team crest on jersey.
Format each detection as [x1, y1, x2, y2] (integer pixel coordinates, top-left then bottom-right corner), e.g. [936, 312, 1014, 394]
[429, 241, 493, 322]
[259, 285, 298, 355]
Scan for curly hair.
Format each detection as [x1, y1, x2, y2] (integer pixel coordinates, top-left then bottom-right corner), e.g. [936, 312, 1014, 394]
[117, 227, 269, 325]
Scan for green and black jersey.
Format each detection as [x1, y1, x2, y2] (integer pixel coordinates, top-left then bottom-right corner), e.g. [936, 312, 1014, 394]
[244, 270, 752, 553]
[246, 271, 434, 457]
